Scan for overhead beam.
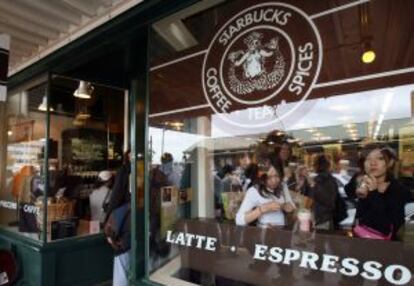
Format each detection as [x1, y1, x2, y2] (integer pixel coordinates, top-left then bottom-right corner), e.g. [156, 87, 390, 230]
[62, 0, 99, 17]
[0, 23, 48, 46]
[10, 39, 39, 54]
[153, 0, 225, 51]
[101, 0, 115, 7]
[9, 49, 31, 58]
[0, 1, 69, 31]
[20, 0, 83, 26]
[0, 11, 60, 39]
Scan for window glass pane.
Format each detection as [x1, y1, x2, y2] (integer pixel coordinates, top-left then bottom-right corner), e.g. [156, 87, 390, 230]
[149, 0, 414, 285]
[46, 75, 127, 241]
[0, 79, 47, 241]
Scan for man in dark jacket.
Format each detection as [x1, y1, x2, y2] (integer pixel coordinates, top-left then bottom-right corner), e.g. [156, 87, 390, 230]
[310, 155, 338, 230]
[106, 150, 131, 286]
[108, 151, 131, 213]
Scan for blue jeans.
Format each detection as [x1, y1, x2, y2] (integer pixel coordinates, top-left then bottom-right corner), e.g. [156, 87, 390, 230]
[113, 250, 131, 286]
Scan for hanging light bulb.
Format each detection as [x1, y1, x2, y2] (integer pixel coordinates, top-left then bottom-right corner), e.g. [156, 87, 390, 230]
[73, 81, 94, 99]
[7, 129, 13, 136]
[38, 96, 54, 112]
[362, 50, 376, 64]
[361, 41, 375, 64]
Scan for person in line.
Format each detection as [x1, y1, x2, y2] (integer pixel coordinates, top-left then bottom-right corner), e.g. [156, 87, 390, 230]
[242, 163, 259, 192]
[235, 165, 295, 227]
[235, 152, 252, 187]
[89, 170, 113, 224]
[235, 164, 296, 283]
[160, 152, 181, 189]
[221, 164, 239, 193]
[309, 154, 338, 231]
[213, 164, 234, 218]
[295, 164, 312, 197]
[279, 141, 294, 168]
[354, 144, 410, 240]
[106, 150, 131, 286]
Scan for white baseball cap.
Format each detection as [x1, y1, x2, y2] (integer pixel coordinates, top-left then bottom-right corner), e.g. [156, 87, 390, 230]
[98, 171, 112, 182]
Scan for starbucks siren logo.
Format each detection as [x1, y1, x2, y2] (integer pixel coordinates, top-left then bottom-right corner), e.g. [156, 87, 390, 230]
[202, 2, 322, 128]
[228, 31, 285, 95]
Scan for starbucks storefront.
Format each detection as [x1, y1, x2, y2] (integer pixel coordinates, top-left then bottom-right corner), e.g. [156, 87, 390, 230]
[146, 0, 414, 285]
[1, 0, 414, 285]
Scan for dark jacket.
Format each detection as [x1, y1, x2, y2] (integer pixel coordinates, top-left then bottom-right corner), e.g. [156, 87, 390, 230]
[344, 173, 359, 200]
[107, 163, 131, 255]
[311, 172, 338, 225]
[108, 163, 131, 212]
[357, 178, 408, 239]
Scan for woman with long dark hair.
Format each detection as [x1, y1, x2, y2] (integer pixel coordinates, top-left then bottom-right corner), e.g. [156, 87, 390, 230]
[236, 165, 295, 227]
[354, 143, 410, 240]
[242, 163, 259, 191]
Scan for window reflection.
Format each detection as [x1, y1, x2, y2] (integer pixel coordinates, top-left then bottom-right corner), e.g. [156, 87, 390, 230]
[148, 0, 414, 284]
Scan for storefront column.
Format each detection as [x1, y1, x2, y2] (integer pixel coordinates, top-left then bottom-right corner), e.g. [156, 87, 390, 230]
[0, 103, 6, 193]
[0, 34, 10, 193]
[128, 26, 150, 284]
[191, 116, 214, 218]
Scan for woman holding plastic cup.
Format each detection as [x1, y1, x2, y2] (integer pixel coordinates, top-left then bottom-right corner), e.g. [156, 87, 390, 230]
[353, 144, 410, 240]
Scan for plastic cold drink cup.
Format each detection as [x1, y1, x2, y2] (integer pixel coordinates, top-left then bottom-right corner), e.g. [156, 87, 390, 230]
[298, 210, 312, 232]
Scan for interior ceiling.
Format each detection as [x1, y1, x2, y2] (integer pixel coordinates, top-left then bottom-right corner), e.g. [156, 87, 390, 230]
[0, 0, 141, 75]
[149, 0, 414, 119]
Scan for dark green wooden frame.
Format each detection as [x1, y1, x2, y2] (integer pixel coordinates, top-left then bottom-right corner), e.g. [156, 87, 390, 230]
[1, 0, 204, 285]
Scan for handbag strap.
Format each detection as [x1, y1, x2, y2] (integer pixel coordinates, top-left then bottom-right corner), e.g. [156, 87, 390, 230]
[102, 187, 111, 209]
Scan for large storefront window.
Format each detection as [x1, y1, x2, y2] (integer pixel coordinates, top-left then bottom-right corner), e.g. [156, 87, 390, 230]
[0, 78, 47, 241]
[148, 0, 414, 285]
[0, 75, 128, 242]
[45, 75, 127, 241]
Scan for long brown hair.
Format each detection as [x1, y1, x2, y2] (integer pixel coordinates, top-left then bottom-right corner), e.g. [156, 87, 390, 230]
[257, 165, 283, 199]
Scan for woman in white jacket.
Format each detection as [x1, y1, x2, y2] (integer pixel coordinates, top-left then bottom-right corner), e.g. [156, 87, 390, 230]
[236, 165, 296, 227]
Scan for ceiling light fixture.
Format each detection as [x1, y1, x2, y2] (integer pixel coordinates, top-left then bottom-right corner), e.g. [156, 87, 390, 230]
[73, 81, 94, 99]
[361, 47, 376, 64]
[359, 3, 375, 64]
[330, 105, 349, 111]
[344, 123, 355, 129]
[38, 96, 54, 112]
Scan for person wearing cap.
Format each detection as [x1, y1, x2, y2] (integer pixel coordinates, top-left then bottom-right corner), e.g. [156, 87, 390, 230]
[89, 170, 113, 224]
[160, 152, 181, 188]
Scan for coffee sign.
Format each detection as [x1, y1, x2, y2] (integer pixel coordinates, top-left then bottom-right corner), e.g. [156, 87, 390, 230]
[172, 220, 414, 286]
[202, 2, 322, 128]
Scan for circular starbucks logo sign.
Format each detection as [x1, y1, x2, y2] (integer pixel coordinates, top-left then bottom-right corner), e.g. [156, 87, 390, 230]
[202, 2, 322, 128]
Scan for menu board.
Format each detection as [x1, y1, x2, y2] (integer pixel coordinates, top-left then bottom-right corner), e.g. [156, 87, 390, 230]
[71, 138, 106, 161]
[62, 129, 107, 171]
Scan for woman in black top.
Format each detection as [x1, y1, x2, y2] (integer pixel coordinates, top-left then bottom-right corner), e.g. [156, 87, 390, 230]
[355, 144, 409, 240]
